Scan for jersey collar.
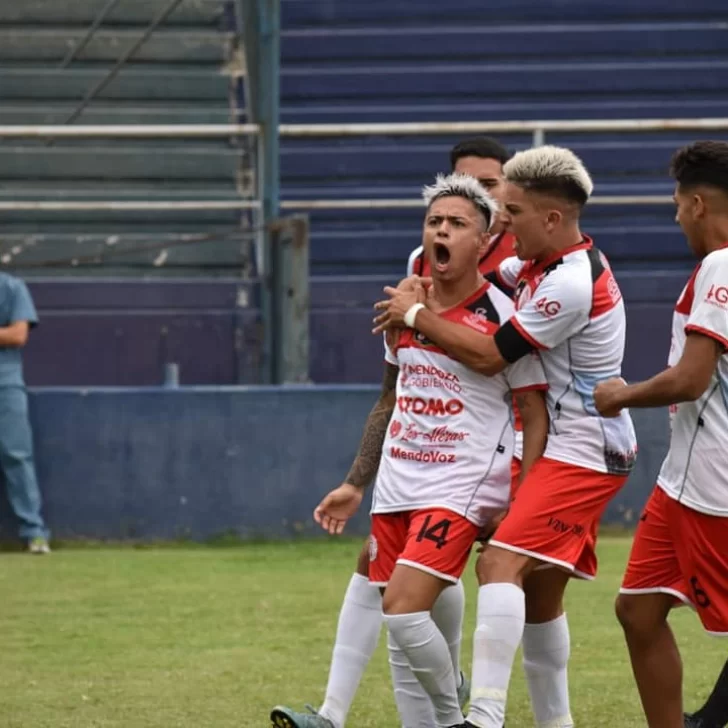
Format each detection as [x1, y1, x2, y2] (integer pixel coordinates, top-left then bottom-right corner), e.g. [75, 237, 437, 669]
[530, 236, 593, 276]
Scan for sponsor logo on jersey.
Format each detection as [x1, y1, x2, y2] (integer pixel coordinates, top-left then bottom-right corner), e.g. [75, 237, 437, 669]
[607, 274, 622, 303]
[389, 419, 402, 438]
[389, 446, 456, 464]
[706, 284, 728, 308]
[397, 396, 464, 416]
[462, 313, 492, 333]
[400, 424, 470, 444]
[534, 296, 562, 318]
[403, 364, 460, 383]
[405, 376, 463, 394]
[401, 365, 462, 394]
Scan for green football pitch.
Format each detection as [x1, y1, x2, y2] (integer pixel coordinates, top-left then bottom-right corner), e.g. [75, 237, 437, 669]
[0, 538, 724, 727]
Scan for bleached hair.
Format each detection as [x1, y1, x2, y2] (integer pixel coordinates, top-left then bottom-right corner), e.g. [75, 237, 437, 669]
[422, 173, 499, 231]
[504, 145, 594, 204]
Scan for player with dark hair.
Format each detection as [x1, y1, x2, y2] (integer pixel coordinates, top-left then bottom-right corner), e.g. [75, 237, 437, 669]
[594, 140, 728, 728]
[375, 146, 637, 728]
[450, 136, 511, 170]
[271, 137, 532, 728]
[308, 174, 547, 728]
[408, 137, 515, 278]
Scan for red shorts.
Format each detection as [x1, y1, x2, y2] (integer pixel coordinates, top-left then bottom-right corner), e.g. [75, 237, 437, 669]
[621, 486, 728, 636]
[369, 508, 479, 586]
[490, 457, 627, 579]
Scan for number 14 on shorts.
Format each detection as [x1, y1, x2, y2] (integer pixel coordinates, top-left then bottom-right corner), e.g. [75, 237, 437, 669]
[416, 515, 452, 550]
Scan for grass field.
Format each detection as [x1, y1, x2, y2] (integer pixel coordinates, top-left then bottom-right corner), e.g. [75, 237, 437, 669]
[0, 538, 724, 728]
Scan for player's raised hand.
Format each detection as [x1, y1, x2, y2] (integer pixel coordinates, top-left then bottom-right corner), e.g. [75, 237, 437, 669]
[594, 377, 628, 417]
[372, 276, 428, 334]
[313, 483, 364, 535]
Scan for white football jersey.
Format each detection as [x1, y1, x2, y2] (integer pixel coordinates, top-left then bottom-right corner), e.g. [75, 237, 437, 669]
[407, 239, 526, 457]
[372, 282, 547, 527]
[494, 239, 638, 475]
[657, 246, 728, 516]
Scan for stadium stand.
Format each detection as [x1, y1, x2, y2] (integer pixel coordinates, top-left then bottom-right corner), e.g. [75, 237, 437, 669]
[0, 0, 251, 273]
[278, 0, 728, 275]
[3, 0, 728, 385]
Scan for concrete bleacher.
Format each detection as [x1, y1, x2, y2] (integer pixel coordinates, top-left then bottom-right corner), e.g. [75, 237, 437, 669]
[278, 0, 728, 276]
[0, 0, 249, 272]
[6, 0, 728, 386]
[273, 0, 728, 384]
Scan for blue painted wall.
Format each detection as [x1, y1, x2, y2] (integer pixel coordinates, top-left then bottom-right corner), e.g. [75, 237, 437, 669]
[0, 388, 668, 542]
[21, 271, 689, 386]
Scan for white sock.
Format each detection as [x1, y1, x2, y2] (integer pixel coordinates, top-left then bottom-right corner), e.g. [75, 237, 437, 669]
[522, 614, 574, 728]
[467, 583, 526, 728]
[385, 611, 463, 728]
[387, 629, 437, 728]
[318, 574, 383, 728]
[431, 580, 465, 679]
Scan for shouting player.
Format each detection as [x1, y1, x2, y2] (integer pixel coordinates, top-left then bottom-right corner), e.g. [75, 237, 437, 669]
[594, 141, 728, 728]
[312, 173, 547, 728]
[271, 137, 539, 728]
[375, 146, 638, 728]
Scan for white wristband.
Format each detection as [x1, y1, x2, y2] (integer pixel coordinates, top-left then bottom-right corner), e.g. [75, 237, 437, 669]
[404, 302, 426, 328]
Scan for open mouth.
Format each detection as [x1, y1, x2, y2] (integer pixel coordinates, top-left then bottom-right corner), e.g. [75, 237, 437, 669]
[433, 242, 451, 269]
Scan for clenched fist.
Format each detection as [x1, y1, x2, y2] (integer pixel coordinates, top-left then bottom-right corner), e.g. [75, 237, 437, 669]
[594, 377, 628, 418]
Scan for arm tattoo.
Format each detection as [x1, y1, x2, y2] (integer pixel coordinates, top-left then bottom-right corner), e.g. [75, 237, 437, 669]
[345, 363, 399, 487]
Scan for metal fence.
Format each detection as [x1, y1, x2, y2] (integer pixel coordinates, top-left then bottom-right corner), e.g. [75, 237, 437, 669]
[2, 117, 728, 212]
[6, 117, 728, 384]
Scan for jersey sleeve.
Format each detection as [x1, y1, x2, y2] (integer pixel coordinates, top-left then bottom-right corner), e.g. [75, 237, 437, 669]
[504, 351, 548, 393]
[383, 332, 399, 365]
[487, 255, 524, 293]
[686, 253, 728, 349]
[494, 266, 591, 363]
[407, 246, 424, 277]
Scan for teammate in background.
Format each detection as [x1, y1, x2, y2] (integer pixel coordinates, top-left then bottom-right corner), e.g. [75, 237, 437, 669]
[271, 137, 535, 728]
[375, 146, 637, 728]
[309, 174, 548, 728]
[594, 141, 728, 728]
[408, 137, 517, 278]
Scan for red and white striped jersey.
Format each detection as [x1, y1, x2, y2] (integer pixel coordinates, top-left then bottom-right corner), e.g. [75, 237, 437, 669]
[373, 281, 547, 527]
[658, 246, 728, 516]
[494, 239, 637, 475]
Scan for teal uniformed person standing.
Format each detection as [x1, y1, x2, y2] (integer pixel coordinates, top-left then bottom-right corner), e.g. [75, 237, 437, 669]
[0, 273, 49, 553]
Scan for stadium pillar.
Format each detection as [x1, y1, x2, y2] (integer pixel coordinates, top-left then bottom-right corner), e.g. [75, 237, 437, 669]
[270, 216, 310, 383]
[237, 0, 281, 383]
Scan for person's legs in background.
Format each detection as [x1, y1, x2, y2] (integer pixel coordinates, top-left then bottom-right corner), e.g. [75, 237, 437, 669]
[0, 386, 49, 553]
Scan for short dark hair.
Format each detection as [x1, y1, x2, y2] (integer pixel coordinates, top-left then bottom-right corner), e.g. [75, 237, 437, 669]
[671, 141, 728, 194]
[450, 136, 511, 170]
